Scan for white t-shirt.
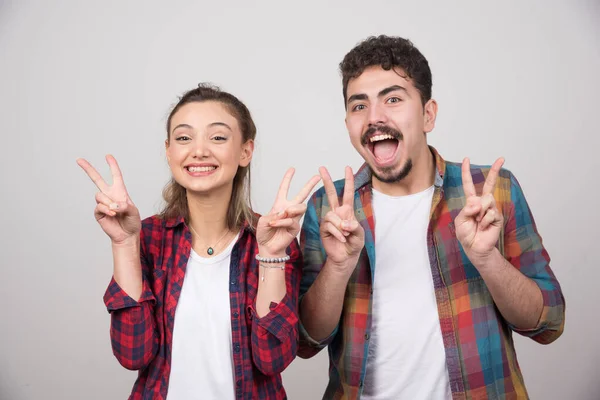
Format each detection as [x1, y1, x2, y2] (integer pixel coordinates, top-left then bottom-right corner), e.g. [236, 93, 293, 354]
[362, 186, 451, 400]
[166, 234, 239, 400]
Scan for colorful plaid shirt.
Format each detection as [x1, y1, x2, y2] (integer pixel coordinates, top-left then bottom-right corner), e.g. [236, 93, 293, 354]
[298, 147, 565, 399]
[103, 215, 301, 400]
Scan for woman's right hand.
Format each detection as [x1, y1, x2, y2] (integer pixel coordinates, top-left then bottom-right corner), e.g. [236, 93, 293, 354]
[77, 155, 141, 244]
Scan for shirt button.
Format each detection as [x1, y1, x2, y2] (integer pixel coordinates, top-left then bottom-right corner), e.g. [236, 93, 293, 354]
[233, 311, 239, 318]
[234, 344, 240, 352]
[364, 333, 370, 340]
[359, 380, 364, 388]
[236, 380, 241, 387]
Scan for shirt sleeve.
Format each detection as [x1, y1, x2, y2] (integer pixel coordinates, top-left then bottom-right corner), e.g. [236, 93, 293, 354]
[103, 233, 159, 370]
[248, 239, 302, 376]
[297, 193, 338, 359]
[503, 172, 566, 344]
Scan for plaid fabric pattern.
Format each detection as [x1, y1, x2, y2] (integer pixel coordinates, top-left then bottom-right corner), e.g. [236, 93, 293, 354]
[104, 215, 301, 400]
[298, 147, 565, 399]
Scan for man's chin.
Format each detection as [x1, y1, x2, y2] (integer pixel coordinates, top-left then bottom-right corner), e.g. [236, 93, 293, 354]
[369, 159, 413, 184]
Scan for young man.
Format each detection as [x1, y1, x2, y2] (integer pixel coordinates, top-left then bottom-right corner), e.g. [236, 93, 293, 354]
[298, 35, 565, 399]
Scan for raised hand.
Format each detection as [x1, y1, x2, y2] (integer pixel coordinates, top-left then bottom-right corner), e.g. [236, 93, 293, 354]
[256, 168, 321, 257]
[455, 157, 505, 267]
[76, 155, 141, 244]
[319, 166, 365, 270]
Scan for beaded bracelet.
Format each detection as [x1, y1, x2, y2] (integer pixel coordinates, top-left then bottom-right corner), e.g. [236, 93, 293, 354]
[255, 254, 290, 263]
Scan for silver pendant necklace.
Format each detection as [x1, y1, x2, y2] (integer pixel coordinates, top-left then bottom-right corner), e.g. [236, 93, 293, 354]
[189, 224, 230, 256]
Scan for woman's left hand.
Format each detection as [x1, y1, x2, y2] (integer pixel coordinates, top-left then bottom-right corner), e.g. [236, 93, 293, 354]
[256, 168, 321, 257]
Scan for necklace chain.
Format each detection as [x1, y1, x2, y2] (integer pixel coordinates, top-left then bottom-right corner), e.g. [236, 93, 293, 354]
[189, 224, 231, 256]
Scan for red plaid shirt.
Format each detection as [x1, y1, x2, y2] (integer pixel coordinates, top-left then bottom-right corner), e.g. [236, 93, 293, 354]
[103, 215, 301, 399]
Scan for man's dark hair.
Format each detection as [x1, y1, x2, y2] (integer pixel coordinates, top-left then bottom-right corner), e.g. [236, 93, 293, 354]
[340, 35, 432, 107]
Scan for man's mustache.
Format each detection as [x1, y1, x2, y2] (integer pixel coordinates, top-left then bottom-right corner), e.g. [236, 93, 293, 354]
[361, 124, 403, 145]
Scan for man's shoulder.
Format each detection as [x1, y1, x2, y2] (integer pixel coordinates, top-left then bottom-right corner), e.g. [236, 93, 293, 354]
[303, 178, 349, 229]
[308, 178, 347, 205]
[443, 159, 516, 192]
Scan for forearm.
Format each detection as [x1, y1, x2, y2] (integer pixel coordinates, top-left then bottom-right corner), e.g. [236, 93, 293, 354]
[475, 249, 543, 329]
[112, 236, 143, 301]
[251, 244, 301, 374]
[300, 258, 354, 341]
[255, 247, 287, 318]
[104, 252, 158, 370]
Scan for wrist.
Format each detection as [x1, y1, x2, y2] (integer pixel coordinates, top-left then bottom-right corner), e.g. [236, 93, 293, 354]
[325, 256, 358, 279]
[257, 246, 287, 260]
[469, 247, 503, 271]
[112, 235, 139, 249]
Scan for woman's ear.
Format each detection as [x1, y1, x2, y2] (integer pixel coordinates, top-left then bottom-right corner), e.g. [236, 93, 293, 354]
[239, 139, 254, 167]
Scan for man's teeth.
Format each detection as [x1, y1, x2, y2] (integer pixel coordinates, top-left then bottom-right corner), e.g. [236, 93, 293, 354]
[188, 166, 217, 172]
[369, 134, 394, 143]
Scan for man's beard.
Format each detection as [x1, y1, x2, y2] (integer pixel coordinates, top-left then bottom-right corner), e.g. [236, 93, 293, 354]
[371, 159, 413, 183]
[361, 124, 412, 183]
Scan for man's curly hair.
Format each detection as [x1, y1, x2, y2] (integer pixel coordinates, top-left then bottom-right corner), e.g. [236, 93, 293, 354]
[340, 35, 432, 107]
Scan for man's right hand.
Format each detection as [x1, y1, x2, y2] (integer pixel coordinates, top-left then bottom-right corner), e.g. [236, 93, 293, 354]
[318, 166, 365, 273]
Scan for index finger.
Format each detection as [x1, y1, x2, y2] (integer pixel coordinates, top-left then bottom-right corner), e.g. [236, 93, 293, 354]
[76, 158, 108, 192]
[319, 166, 340, 209]
[342, 166, 355, 207]
[461, 158, 476, 197]
[482, 157, 505, 196]
[292, 175, 321, 204]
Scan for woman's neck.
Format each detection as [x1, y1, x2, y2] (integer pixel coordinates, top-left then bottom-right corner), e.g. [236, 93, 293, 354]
[186, 183, 234, 243]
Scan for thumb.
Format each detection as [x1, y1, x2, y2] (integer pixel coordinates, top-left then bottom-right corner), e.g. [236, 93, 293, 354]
[341, 219, 363, 238]
[455, 199, 480, 226]
[454, 208, 472, 231]
[267, 209, 289, 226]
[109, 201, 137, 216]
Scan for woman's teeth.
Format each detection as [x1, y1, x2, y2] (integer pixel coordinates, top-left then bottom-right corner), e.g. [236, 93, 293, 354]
[188, 166, 216, 172]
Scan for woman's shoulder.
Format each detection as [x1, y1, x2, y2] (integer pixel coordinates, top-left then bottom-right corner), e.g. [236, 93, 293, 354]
[139, 214, 186, 242]
[141, 214, 167, 231]
[138, 215, 185, 260]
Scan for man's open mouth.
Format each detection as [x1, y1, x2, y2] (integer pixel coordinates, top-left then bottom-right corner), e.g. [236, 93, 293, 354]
[367, 133, 400, 163]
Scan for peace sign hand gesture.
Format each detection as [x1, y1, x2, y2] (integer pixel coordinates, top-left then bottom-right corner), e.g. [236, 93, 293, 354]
[76, 155, 141, 245]
[256, 168, 321, 257]
[319, 166, 365, 271]
[455, 157, 505, 267]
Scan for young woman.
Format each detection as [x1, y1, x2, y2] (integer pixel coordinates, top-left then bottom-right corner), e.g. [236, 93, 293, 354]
[77, 84, 319, 400]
